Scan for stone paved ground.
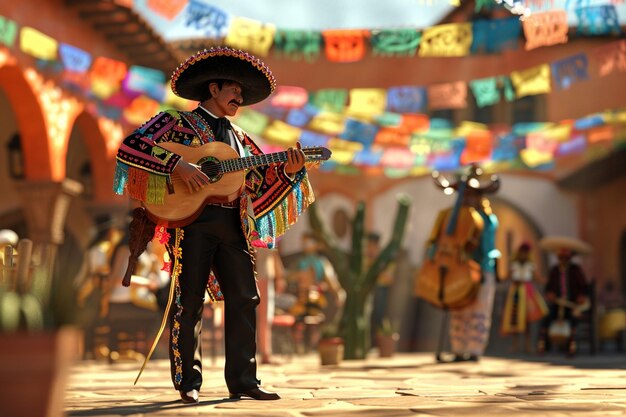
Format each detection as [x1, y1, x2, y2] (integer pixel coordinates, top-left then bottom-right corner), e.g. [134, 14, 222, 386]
[65, 352, 626, 417]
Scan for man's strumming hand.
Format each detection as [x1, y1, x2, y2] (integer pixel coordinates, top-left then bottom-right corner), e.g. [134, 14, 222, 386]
[175, 160, 210, 193]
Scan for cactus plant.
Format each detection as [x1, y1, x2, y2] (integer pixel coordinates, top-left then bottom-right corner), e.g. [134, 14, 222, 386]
[308, 195, 411, 359]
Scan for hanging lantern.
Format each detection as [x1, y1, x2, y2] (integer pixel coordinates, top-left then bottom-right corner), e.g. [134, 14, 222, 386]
[79, 162, 93, 198]
[6, 133, 24, 179]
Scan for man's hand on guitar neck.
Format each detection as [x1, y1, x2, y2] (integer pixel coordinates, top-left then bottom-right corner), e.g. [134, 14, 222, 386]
[284, 142, 305, 175]
[174, 160, 210, 193]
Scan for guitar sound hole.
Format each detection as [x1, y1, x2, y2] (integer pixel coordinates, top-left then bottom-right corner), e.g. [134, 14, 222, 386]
[201, 161, 222, 183]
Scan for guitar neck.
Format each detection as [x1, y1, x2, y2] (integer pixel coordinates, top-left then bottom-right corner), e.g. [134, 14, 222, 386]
[220, 151, 290, 173]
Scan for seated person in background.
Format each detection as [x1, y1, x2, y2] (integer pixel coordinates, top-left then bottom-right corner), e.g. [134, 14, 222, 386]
[538, 248, 589, 356]
[292, 232, 344, 326]
[105, 234, 163, 361]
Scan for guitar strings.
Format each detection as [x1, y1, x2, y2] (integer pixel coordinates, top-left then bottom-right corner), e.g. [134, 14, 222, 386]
[196, 147, 326, 178]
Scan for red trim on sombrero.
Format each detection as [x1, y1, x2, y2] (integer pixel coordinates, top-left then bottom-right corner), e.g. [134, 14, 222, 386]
[170, 46, 276, 103]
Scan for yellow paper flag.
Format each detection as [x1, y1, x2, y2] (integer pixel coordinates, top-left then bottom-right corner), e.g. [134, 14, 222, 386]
[225, 17, 276, 56]
[262, 120, 301, 146]
[346, 88, 387, 119]
[328, 148, 356, 165]
[510, 64, 551, 98]
[328, 138, 364, 152]
[20, 27, 57, 61]
[419, 23, 472, 57]
[542, 123, 571, 142]
[309, 112, 346, 135]
[520, 148, 553, 167]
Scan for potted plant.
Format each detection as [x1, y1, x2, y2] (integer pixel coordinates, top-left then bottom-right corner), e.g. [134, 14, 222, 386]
[0, 238, 80, 417]
[376, 318, 400, 358]
[317, 325, 344, 366]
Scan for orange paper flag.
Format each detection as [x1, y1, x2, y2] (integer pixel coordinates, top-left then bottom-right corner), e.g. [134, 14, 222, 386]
[322, 29, 368, 62]
[428, 81, 467, 110]
[593, 40, 626, 77]
[523, 10, 568, 51]
[147, 0, 187, 20]
[461, 130, 494, 165]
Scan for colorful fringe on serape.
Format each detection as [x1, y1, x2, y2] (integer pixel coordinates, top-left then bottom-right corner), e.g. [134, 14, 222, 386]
[252, 171, 315, 249]
[113, 161, 168, 205]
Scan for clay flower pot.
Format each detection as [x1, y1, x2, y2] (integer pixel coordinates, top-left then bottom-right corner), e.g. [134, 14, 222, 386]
[376, 332, 399, 358]
[318, 337, 344, 365]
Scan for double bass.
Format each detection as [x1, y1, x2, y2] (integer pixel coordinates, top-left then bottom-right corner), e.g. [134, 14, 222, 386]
[414, 176, 485, 310]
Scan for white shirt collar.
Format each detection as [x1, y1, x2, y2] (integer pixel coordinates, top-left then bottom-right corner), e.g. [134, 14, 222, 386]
[198, 106, 244, 155]
[198, 105, 222, 120]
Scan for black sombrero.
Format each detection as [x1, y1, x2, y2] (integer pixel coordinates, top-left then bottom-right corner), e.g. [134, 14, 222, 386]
[170, 46, 276, 105]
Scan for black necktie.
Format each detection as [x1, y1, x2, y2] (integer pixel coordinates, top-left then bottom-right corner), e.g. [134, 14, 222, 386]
[214, 117, 231, 144]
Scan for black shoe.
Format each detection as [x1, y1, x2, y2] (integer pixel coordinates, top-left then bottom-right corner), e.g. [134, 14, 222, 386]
[450, 353, 479, 362]
[566, 340, 577, 358]
[457, 353, 479, 362]
[179, 389, 199, 404]
[229, 387, 281, 400]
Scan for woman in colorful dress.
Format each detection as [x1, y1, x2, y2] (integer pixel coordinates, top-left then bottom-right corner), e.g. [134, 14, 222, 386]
[501, 242, 548, 353]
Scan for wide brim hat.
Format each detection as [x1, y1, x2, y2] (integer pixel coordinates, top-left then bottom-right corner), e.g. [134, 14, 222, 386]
[170, 46, 276, 105]
[539, 236, 592, 255]
[432, 164, 500, 195]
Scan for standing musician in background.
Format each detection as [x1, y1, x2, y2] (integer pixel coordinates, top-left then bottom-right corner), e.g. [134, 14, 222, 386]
[113, 47, 316, 404]
[415, 165, 500, 363]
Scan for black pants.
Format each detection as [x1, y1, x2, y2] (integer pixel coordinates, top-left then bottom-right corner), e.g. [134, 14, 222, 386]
[168, 205, 260, 393]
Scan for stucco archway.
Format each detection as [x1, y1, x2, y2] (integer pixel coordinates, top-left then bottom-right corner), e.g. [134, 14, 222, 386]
[0, 64, 52, 179]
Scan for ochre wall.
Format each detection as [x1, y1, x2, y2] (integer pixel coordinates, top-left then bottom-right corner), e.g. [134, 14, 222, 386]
[582, 175, 626, 290]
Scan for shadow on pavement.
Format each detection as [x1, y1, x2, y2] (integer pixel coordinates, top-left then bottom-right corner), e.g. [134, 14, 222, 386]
[67, 397, 238, 416]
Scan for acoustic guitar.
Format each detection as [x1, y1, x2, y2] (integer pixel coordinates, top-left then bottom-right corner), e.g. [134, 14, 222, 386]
[143, 141, 331, 227]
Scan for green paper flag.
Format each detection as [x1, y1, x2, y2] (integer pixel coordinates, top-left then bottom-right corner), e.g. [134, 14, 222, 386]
[273, 30, 322, 62]
[0, 16, 18, 47]
[310, 89, 348, 113]
[371, 29, 421, 57]
[470, 77, 500, 108]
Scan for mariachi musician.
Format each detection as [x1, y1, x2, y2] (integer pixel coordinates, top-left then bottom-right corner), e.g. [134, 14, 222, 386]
[113, 47, 315, 403]
[415, 164, 500, 362]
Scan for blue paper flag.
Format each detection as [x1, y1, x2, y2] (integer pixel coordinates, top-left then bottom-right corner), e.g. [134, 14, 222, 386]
[576, 5, 622, 36]
[59, 43, 92, 73]
[551, 53, 589, 90]
[386, 86, 426, 113]
[339, 119, 379, 147]
[300, 130, 330, 147]
[353, 149, 383, 166]
[123, 65, 166, 101]
[181, 0, 230, 39]
[286, 104, 318, 127]
[471, 17, 521, 54]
